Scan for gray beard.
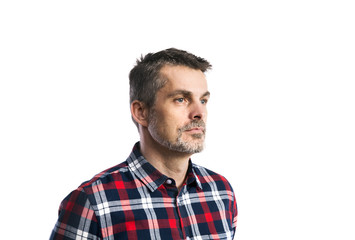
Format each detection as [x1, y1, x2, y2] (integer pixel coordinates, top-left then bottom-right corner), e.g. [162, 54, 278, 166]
[148, 115, 206, 154]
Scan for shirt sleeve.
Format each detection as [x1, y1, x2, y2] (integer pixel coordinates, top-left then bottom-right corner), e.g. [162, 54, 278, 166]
[50, 188, 101, 240]
[232, 193, 238, 230]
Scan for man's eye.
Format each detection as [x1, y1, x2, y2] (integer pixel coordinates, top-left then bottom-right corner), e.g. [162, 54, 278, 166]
[201, 99, 208, 104]
[176, 98, 185, 103]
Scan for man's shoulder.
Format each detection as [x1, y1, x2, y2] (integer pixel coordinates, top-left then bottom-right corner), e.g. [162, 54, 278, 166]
[192, 163, 235, 192]
[78, 161, 129, 191]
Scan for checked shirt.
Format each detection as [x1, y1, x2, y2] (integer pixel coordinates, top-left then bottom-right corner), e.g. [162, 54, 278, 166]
[50, 142, 238, 240]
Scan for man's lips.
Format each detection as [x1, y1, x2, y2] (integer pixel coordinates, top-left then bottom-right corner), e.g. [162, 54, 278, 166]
[185, 127, 205, 133]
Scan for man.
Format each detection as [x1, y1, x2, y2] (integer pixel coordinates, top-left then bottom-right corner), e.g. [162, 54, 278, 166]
[50, 48, 237, 240]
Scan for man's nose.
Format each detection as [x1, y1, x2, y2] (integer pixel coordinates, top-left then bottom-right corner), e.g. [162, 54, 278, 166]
[189, 102, 207, 120]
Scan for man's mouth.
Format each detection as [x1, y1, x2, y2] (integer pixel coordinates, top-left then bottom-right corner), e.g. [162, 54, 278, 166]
[185, 127, 205, 134]
[180, 120, 206, 135]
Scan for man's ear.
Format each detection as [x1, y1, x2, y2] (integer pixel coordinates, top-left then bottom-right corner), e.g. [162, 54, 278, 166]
[131, 100, 149, 127]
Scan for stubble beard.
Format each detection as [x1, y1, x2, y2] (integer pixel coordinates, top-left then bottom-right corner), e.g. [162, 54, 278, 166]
[148, 111, 206, 154]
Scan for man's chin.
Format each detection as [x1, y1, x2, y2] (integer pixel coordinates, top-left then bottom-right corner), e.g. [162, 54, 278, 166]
[151, 132, 205, 154]
[175, 140, 205, 154]
[157, 139, 203, 154]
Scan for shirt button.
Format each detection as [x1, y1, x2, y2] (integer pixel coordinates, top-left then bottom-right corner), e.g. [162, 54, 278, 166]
[166, 179, 173, 185]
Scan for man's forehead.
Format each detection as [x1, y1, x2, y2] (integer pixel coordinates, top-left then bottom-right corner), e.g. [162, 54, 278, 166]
[159, 65, 208, 93]
[160, 64, 204, 75]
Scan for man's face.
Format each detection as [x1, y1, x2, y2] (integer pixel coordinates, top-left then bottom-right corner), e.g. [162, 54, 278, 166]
[148, 65, 210, 154]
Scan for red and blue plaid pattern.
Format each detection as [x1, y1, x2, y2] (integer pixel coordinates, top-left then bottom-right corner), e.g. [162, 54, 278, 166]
[50, 142, 237, 239]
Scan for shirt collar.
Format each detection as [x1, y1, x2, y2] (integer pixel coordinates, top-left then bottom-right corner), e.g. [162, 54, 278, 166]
[127, 142, 202, 192]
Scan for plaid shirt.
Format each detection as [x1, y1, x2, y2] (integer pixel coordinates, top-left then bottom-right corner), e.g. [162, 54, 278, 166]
[50, 142, 237, 240]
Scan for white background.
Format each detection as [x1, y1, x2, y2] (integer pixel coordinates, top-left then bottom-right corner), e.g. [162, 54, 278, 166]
[1, 1, 354, 239]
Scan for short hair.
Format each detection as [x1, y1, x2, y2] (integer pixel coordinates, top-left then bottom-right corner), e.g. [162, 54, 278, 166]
[129, 48, 212, 125]
[129, 48, 212, 126]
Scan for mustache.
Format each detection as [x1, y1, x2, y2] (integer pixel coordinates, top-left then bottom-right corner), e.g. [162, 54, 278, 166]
[180, 120, 206, 132]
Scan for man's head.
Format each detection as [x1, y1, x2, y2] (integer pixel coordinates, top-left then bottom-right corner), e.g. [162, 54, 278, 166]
[129, 48, 212, 154]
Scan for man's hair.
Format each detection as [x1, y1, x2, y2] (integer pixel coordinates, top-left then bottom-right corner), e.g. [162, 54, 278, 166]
[129, 48, 212, 126]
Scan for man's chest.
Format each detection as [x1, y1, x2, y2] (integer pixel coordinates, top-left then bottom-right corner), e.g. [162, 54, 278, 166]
[88, 184, 235, 240]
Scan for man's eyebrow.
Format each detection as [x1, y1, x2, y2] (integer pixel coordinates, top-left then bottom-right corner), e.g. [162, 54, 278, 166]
[202, 91, 211, 98]
[167, 90, 211, 98]
[167, 90, 192, 98]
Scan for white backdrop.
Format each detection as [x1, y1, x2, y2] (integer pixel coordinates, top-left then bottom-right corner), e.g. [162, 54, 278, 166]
[1, 1, 354, 239]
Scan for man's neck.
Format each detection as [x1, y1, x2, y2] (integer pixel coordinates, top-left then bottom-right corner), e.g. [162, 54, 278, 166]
[140, 135, 191, 190]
